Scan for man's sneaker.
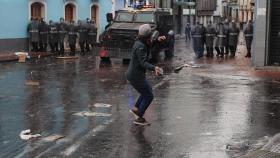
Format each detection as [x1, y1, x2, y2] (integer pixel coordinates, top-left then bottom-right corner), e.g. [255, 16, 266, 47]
[133, 118, 150, 126]
[129, 109, 140, 119]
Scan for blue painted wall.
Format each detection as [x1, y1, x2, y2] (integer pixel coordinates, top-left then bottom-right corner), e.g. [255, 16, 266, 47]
[0, 0, 113, 39]
[0, 0, 29, 38]
[115, 0, 125, 10]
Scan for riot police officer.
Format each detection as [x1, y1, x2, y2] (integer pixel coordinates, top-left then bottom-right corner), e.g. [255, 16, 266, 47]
[67, 20, 78, 56]
[228, 20, 240, 57]
[244, 20, 254, 58]
[185, 23, 191, 42]
[27, 17, 40, 52]
[216, 22, 228, 57]
[224, 19, 230, 55]
[205, 21, 216, 57]
[191, 22, 205, 59]
[77, 20, 88, 55]
[48, 20, 59, 54]
[87, 20, 98, 50]
[38, 18, 48, 52]
[57, 18, 67, 55]
[85, 18, 91, 52]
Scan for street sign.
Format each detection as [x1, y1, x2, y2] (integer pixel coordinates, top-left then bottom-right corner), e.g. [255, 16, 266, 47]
[175, 0, 196, 6]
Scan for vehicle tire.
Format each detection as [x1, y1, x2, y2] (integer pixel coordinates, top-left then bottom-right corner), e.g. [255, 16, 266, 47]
[122, 59, 130, 65]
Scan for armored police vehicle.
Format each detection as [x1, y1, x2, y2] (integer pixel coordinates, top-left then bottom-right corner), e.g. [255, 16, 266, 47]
[97, 7, 175, 63]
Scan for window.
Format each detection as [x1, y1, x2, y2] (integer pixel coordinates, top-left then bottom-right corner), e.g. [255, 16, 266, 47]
[115, 12, 134, 22]
[135, 13, 155, 23]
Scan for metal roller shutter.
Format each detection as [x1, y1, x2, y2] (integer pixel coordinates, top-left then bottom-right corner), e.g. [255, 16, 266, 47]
[268, 0, 280, 65]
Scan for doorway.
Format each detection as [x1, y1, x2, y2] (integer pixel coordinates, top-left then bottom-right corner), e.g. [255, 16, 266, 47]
[91, 5, 99, 26]
[65, 3, 76, 22]
[31, 2, 45, 19]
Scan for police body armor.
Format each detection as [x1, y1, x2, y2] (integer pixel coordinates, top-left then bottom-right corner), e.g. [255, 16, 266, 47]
[244, 23, 253, 48]
[68, 25, 77, 45]
[77, 24, 88, 43]
[39, 22, 48, 43]
[205, 25, 216, 47]
[228, 23, 240, 47]
[191, 25, 204, 48]
[87, 23, 97, 45]
[57, 22, 67, 43]
[28, 21, 40, 42]
[49, 24, 59, 43]
[216, 23, 228, 47]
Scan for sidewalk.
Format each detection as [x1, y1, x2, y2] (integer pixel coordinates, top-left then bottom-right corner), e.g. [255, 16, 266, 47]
[176, 34, 280, 80]
[174, 37, 280, 158]
[0, 51, 52, 62]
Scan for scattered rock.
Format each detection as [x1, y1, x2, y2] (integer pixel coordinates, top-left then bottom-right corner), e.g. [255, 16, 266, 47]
[92, 103, 112, 108]
[41, 135, 65, 142]
[19, 129, 41, 140]
[176, 116, 182, 119]
[25, 80, 40, 86]
[73, 111, 112, 117]
[262, 133, 280, 153]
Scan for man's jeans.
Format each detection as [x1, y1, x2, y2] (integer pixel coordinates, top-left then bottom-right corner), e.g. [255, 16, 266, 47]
[130, 79, 154, 118]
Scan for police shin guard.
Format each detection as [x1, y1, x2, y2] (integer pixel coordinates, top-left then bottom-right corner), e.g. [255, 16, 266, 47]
[245, 48, 251, 58]
[215, 47, 220, 57]
[210, 47, 214, 57]
[220, 47, 224, 57]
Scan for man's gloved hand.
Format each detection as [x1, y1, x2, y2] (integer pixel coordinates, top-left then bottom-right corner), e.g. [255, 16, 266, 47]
[158, 36, 166, 42]
[155, 66, 163, 76]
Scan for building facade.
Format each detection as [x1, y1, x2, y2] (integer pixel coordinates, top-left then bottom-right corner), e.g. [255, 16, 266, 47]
[238, 0, 255, 23]
[253, 0, 280, 67]
[196, 0, 217, 24]
[222, 0, 239, 21]
[0, 0, 114, 52]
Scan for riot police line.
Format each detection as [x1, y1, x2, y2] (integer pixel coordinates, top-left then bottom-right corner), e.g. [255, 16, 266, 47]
[27, 17, 98, 56]
[186, 20, 254, 59]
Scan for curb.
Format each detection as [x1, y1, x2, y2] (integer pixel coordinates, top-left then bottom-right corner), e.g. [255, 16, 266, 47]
[0, 52, 53, 63]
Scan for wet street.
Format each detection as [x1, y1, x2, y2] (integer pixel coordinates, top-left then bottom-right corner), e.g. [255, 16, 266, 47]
[0, 39, 280, 158]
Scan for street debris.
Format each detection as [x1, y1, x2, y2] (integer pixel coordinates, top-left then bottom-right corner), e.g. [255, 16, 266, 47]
[41, 134, 65, 142]
[225, 141, 250, 152]
[19, 129, 41, 140]
[174, 63, 199, 73]
[272, 79, 280, 84]
[262, 133, 280, 153]
[176, 116, 182, 119]
[200, 132, 214, 136]
[73, 111, 112, 117]
[15, 52, 30, 63]
[268, 112, 276, 117]
[56, 56, 79, 59]
[162, 132, 173, 136]
[92, 103, 112, 108]
[225, 136, 273, 157]
[25, 80, 40, 86]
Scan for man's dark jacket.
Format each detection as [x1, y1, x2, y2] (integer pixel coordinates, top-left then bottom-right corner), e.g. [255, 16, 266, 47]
[127, 39, 155, 82]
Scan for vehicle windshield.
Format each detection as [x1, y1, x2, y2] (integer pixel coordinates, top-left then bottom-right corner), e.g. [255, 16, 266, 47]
[135, 13, 155, 23]
[115, 12, 134, 22]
